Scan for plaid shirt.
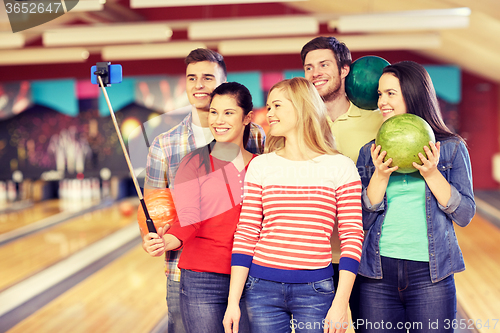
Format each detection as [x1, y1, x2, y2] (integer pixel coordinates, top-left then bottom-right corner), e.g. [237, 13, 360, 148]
[145, 111, 265, 281]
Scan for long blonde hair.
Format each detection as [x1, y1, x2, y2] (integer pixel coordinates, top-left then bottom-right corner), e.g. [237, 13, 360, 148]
[264, 77, 338, 156]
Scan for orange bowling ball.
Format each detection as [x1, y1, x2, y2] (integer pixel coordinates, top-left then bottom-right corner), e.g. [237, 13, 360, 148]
[137, 188, 177, 235]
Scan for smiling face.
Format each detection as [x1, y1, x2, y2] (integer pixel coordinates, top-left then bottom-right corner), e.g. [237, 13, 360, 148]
[186, 61, 225, 111]
[378, 73, 407, 120]
[208, 94, 250, 146]
[303, 49, 348, 102]
[266, 88, 298, 138]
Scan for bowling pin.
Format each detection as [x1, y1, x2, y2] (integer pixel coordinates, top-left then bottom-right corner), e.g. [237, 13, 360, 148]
[91, 178, 101, 202]
[102, 180, 110, 199]
[0, 181, 6, 206]
[59, 180, 66, 201]
[82, 179, 92, 204]
[7, 181, 16, 202]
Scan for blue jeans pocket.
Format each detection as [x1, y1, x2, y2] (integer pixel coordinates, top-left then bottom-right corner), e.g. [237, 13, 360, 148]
[311, 277, 335, 295]
[245, 275, 259, 291]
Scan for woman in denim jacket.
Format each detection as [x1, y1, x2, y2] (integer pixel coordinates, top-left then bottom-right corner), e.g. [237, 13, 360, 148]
[354, 61, 475, 333]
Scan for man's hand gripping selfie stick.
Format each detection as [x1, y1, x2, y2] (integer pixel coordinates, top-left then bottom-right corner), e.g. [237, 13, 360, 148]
[93, 62, 157, 234]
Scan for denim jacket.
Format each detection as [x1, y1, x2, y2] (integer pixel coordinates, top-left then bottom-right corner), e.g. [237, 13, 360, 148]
[356, 138, 476, 283]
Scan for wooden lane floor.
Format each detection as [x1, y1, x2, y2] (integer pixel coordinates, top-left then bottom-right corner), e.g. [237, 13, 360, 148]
[6, 244, 167, 333]
[0, 200, 139, 292]
[0, 199, 108, 246]
[4, 202, 497, 333]
[455, 213, 500, 332]
[0, 200, 62, 234]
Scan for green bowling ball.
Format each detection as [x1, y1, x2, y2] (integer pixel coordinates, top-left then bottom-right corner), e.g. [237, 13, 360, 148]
[346, 56, 390, 110]
[375, 114, 436, 173]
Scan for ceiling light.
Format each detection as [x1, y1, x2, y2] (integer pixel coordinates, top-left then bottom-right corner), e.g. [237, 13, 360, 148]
[0, 33, 25, 49]
[131, 0, 307, 9]
[102, 42, 206, 61]
[331, 7, 471, 33]
[70, 0, 105, 12]
[0, 48, 89, 65]
[188, 16, 318, 40]
[43, 24, 172, 47]
[218, 37, 311, 56]
[218, 33, 441, 56]
[339, 33, 441, 51]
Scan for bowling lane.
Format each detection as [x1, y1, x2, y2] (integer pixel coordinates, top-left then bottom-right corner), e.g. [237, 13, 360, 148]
[0, 199, 139, 291]
[0, 199, 62, 234]
[7, 244, 167, 333]
[454, 213, 500, 332]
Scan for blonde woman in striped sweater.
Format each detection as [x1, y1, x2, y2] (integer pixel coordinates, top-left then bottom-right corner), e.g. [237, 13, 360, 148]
[223, 77, 364, 333]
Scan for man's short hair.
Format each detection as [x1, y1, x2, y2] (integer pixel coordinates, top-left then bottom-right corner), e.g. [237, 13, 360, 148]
[300, 36, 352, 72]
[185, 48, 227, 79]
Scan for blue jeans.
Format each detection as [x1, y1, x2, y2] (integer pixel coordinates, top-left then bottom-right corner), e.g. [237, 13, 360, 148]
[167, 278, 186, 333]
[357, 256, 456, 333]
[180, 269, 250, 333]
[245, 276, 335, 333]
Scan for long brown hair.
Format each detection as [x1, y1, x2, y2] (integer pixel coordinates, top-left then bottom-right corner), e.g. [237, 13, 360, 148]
[187, 82, 253, 174]
[383, 61, 465, 144]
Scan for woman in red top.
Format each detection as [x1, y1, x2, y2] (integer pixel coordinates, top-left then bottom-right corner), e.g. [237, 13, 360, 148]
[144, 82, 256, 333]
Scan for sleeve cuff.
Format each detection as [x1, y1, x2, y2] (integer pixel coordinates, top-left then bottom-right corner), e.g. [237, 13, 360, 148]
[338, 257, 360, 275]
[438, 185, 462, 214]
[168, 224, 196, 249]
[362, 188, 385, 212]
[231, 253, 253, 268]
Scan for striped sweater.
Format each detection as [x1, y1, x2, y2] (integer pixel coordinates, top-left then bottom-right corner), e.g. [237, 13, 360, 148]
[231, 152, 363, 283]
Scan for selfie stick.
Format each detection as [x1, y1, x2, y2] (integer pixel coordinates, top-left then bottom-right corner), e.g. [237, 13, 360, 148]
[95, 71, 157, 234]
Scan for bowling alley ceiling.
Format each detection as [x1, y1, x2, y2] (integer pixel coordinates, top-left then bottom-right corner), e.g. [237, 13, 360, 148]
[1, 0, 500, 82]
